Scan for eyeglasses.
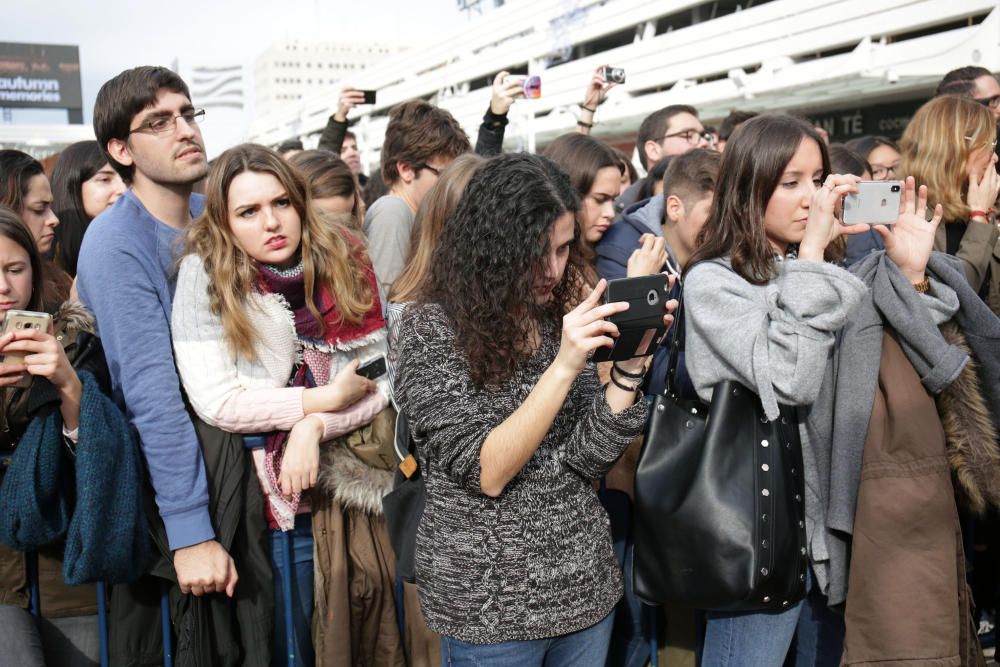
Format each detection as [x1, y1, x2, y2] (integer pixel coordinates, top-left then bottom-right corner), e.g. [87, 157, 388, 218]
[975, 95, 1000, 110]
[965, 135, 999, 152]
[129, 109, 206, 135]
[661, 128, 713, 145]
[870, 164, 898, 180]
[417, 164, 443, 177]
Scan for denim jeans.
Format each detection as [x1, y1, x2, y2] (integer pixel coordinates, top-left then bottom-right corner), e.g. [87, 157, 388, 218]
[702, 569, 844, 667]
[270, 513, 315, 667]
[441, 610, 615, 667]
[600, 487, 649, 667]
[0, 604, 100, 666]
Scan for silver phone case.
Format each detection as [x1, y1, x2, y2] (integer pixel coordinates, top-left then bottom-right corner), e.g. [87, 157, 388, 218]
[842, 180, 902, 225]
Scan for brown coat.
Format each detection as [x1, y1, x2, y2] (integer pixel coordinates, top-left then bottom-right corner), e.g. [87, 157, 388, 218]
[312, 428, 440, 667]
[841, 329, 996, 666]
[934, 219, 1000, 316]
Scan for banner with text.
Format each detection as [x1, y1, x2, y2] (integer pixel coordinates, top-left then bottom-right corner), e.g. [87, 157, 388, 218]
[0, 42, 82, 110]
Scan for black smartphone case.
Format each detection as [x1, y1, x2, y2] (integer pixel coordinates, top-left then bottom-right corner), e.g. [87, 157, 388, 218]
[592, 275, 668, 363]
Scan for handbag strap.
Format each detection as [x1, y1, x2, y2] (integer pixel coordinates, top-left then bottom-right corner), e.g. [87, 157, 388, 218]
[663, 288, 685, 397]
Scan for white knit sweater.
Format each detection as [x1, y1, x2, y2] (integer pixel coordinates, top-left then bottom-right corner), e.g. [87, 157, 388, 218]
[171, 254, 389, 440]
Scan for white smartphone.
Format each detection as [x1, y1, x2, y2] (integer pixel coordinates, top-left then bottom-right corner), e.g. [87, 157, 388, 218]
[842, 180, 902, 225]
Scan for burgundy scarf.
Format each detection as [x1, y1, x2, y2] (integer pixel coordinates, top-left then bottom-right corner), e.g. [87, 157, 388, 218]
[256, 257, 385, 530]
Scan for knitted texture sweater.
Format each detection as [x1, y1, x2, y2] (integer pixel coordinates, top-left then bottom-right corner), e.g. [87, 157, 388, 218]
[392, 303, 648, 644]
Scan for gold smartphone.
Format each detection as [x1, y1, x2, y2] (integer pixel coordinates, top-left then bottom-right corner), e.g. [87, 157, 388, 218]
[0, 310, 52, 388]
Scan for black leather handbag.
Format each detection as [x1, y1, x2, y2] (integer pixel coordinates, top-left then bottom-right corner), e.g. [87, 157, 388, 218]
[632, 296, 809, 612]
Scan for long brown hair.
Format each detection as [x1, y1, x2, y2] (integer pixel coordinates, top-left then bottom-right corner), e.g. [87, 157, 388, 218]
[898, 95, 996, 223]
[0, 207, 44, 313]
[185, 143, 373, 360]
[390, 153, 486, 303]
[687, 114, 833, 285]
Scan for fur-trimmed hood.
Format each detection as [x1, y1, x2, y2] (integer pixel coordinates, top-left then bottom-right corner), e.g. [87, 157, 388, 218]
[53, 299, 96, 341]
[937, 321, 1000, 513]
[316, 445, 394, 516]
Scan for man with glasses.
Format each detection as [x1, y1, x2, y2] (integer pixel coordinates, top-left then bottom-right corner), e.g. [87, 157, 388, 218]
[619, 104, 713, 209]
[363, 99, 470, 291]
[76, 67, 265, 659]
[936, 66, 1000, 123]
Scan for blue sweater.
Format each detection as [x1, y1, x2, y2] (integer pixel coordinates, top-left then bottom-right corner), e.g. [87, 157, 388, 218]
[76, 190, 212, 550]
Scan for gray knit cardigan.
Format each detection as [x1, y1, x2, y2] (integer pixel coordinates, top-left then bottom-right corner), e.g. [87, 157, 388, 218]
[392, 303, 648, 644]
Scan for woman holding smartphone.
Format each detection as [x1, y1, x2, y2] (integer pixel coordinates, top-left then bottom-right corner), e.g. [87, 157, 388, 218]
[171, 144, 399, 666]
[682, 114, 871, 665]
[0, 207, 141, 666]
[392, 152, 675, 666]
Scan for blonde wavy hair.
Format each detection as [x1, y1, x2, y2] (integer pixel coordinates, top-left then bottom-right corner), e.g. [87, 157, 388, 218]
[390, 153, 486, 303]
[185, 143, 373, 360]
[898, 95, 996, 222]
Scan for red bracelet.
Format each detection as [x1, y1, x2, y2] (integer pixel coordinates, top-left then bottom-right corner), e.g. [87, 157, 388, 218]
[970, 209, 993, 220]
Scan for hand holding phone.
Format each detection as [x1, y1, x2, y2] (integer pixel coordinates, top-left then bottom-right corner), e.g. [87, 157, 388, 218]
[0, 310, 53, 388]
[591, 275, 671, 363]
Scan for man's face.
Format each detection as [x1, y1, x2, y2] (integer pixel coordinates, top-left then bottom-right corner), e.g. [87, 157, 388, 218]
[410, 155, 453, 207]
[115, 89, 208, 188]
[645, 112, 709, 166]
[341, 137, 362, 174]
[973, 74, 1000, 123]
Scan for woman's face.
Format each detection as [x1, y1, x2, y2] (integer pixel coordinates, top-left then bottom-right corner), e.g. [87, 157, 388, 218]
[966, 135, 998, 179]
[580, 166, 620, 243]
[20, 174, 59, 254]
[763, 137, 823, 254]
[866, 144, 900, 181]
[81, 164, 126, 220]
[227, 171, 302, 269]
[532, 212, 575, 305]
[0, 235, 33, 321]
[313, 193, 356, 217]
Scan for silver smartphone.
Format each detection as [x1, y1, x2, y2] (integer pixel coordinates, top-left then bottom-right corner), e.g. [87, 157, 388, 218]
[0, 310, 52, 388]
[842, 180, 902, 225]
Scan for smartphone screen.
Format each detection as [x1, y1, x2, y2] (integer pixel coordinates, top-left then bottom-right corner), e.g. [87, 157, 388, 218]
[361, 90, 377, 104]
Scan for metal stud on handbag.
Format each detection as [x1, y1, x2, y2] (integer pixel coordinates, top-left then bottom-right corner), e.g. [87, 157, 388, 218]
[631, 293, 808, 611]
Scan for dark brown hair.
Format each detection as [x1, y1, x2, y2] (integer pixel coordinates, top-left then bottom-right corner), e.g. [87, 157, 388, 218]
[664, 148, 721, 207]
[543, 133, 621, 201]
[0, 207, 45, 313]
[93, 66, 191, 183]
[687, 114, 833, 285]
[936, 66, 994, 97]
[380, 100, 471, 185]
[288, 149, 363, 230]
[413, 152, 581, 386]
[636, 104, 698, 169]
[0, 150, 45, 215]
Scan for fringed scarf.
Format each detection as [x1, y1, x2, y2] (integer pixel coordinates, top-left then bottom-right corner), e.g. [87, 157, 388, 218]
[257, 258, 385, 530]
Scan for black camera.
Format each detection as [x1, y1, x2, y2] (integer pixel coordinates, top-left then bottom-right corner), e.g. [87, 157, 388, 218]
[890, 184, 900, 192]
[602, 67, 626, 84]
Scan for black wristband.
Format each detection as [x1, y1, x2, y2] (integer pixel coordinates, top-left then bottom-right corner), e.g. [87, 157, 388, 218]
[580, 104, 596, 113]
[577, 120, 593, 129]
[609, 372, 641, 393]
[612, 362, 645, 378]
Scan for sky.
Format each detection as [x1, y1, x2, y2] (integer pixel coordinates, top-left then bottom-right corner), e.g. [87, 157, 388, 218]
[0, 0, 467, 126]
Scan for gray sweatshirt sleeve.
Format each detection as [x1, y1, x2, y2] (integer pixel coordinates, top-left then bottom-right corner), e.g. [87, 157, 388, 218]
[684, 259, 866, 420]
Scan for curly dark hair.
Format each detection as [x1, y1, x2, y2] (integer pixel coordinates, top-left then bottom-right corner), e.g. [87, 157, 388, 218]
[416, 152, 582, 386]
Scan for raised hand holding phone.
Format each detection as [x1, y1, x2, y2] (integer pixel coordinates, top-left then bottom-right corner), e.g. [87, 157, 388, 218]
[873, 176, 943, 283]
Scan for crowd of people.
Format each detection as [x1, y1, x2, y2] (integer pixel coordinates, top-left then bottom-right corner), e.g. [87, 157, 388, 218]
[0, 59, 998, 667]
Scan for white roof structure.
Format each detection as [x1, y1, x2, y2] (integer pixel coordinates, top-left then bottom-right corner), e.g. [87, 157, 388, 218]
[247, 0, 1000, 170]
[0, 122, 93, 160]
